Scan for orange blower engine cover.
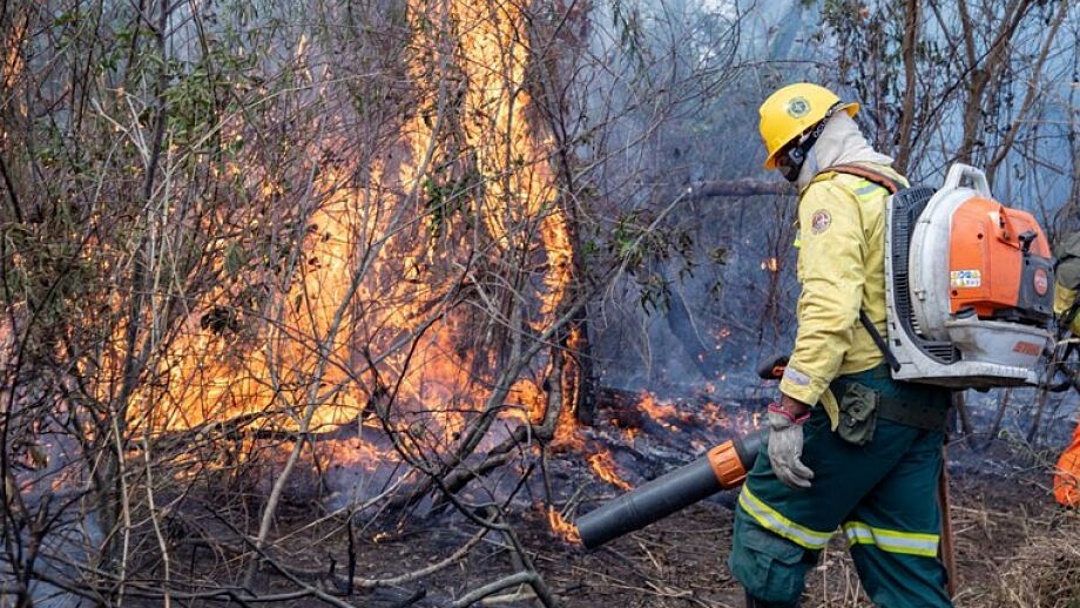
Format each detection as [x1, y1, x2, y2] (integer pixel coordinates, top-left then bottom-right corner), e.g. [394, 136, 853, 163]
[948, 197, 1053, 321]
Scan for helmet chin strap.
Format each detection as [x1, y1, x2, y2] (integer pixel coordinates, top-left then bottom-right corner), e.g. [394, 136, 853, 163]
[778, 102, 844, 182]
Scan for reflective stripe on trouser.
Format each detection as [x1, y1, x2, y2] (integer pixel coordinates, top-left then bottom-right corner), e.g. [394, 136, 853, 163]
[728, 392, 952, 607]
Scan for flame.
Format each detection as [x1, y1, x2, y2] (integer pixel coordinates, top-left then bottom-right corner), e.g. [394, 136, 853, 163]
[638, 392, 681, 432]
[121, 165, 372, 434]
[502, 378, 547, 425]
[587, 450, 632, 491]
[430, 0, 573, 322]
[380, 0, 575, 444]
[545, 506, 581, 545]
[92, 0, 581, 488]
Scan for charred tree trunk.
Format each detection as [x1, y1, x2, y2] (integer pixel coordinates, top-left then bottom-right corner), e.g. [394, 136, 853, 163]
[568, 311, 598, 426]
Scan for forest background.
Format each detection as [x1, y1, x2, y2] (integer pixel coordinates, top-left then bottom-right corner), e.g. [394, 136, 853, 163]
[2, 0, 1079, 606]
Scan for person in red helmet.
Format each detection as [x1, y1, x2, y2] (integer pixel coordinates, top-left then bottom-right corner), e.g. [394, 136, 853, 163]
[727, 82, 953, 607]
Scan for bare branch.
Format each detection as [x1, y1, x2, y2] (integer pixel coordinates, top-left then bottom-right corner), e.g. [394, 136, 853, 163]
[986, 0, 1070, 178]
[895, 0, 919, 174]
[686, 179, 793, 200]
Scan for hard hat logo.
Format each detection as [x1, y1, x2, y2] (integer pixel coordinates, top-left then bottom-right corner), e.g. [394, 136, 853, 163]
[786, 97, 811, 119]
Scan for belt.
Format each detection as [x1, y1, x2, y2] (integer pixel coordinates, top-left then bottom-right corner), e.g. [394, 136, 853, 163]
[830, 367, 951, 432]
[874, 395, 951, 431]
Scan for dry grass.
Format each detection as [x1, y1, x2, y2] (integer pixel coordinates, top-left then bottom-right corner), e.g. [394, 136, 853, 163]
[991, 514, 1080, 608]
[756, 500, 1080, 608]
[235, 433, 1080, 607]
[547, 445, 1080, 608]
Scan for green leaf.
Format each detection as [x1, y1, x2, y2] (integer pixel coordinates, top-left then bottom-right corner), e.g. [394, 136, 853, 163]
[224, 242, 246, 277]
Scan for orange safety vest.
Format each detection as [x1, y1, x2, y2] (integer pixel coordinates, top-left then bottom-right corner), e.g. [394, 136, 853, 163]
[1054, 418, 1080, 507]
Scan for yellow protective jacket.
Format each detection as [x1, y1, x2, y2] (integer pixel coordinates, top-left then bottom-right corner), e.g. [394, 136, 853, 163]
[1054, 279, 1080, 335]
[777, 163, 908, 427]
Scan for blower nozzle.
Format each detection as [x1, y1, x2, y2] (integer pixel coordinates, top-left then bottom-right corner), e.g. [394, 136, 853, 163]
[575, 428, 765, 549]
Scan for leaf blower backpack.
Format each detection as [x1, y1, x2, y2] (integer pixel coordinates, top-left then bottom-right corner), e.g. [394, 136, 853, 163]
[826, 162, 1055, 390]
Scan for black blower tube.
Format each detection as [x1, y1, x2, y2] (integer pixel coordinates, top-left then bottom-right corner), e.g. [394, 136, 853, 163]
[576, 428, 765, 549]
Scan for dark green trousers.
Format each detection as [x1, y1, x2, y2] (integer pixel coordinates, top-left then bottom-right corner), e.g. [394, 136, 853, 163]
[729, 368, 952, 607]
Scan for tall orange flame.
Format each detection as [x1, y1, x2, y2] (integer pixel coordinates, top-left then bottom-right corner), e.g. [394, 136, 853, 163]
[109, 0, 578, 462]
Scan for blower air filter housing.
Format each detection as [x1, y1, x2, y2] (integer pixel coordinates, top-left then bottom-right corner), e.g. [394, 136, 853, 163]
[884, 164, 1054, 389]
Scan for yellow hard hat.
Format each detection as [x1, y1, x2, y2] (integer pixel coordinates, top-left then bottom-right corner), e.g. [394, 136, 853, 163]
[758, 83, 860, 169]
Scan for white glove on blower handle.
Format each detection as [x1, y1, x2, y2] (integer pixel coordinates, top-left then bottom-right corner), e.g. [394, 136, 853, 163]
[767, 403, 814, 489]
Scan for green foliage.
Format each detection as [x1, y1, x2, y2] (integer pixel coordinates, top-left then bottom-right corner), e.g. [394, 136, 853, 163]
[162, 45, 259, 158]
[223, 241, 248, 277]
[610, 0, 647, 71]
[608, 210, 703, 314]
[422, 163, 482, 240]
[1, 220, 98, 354]
[817, 1, 909, 137]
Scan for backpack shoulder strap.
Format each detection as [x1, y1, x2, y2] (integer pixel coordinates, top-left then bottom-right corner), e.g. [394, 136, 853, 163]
[816, 163, 904, 195]
[859, 310, 901, 372]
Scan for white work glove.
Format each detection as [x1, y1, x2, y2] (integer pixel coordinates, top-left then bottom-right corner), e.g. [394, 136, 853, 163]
[767, 402, 814, 489]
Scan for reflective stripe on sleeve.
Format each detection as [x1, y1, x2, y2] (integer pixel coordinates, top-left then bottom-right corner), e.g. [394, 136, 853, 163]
[853, 180, 882, 198]
[842, 521, 940, 557]
[737, 486, 834, 550]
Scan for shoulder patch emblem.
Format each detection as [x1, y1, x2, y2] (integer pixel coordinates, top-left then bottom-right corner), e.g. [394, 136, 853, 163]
[810, 209, 832, 234]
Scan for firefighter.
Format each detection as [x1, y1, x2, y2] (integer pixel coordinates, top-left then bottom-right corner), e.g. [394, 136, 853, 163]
[1050, 208, 1080, 508]
[728, 83, 954, 607]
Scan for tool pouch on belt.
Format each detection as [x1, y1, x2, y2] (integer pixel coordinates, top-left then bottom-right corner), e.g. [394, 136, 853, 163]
[830, 364, 950, 442]
[836, 382, 878, 446]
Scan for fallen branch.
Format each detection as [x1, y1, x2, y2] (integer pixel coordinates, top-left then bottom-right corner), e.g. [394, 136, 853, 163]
[346, 527, 489, 589]
[446, 572, 547, 608]
[436, 346, 567, 500]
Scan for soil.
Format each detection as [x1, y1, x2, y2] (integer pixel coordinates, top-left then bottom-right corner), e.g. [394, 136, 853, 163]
[152, 386, 1080, 608]
[266, 436, 1080, 608]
